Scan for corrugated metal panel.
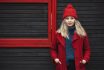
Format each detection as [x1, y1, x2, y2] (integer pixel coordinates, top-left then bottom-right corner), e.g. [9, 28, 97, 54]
[0, 48, 55, 70]
[0, 3, 48, 38]
[57, 0, 104, 70]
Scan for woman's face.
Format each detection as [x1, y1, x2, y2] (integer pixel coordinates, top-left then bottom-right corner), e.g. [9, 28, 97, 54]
[64, 16, 75, 27]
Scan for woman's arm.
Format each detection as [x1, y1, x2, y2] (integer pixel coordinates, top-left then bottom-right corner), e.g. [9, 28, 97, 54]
[83, 34, 91, 63]
[50, 32, 58, 63]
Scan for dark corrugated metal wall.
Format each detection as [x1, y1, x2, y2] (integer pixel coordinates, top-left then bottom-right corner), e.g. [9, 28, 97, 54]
[0, 0, 104, 70]
[57, 0, 104, 70]
[0, 3, 48, 38]
[0, 48, 55, 70]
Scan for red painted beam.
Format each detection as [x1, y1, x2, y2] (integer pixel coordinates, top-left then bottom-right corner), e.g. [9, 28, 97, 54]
[0, 38, 51, 47]
[0, 0, 48, 3]
[51, 0, 56, 49]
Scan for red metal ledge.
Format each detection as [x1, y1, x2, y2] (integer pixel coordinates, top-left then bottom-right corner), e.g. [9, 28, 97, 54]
[0, 38, 51, 47]
[0, 0, 48, 3]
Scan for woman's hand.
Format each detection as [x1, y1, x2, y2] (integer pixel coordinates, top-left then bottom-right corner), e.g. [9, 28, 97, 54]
[54, 58, 62, 64]
[80, 59, 86, 64]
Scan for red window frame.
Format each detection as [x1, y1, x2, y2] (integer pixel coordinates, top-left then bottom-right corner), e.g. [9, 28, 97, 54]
[0, 0, 56, 48]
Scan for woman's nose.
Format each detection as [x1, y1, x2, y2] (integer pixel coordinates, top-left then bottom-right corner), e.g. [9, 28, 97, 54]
[68, 19, 71, 22]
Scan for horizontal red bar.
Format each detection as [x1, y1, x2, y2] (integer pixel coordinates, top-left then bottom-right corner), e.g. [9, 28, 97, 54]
[0, 38, 51, 48]
[0, 0, 48, 3]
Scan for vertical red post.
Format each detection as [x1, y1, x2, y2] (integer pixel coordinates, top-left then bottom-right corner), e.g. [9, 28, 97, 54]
[51, 0, 56, 47]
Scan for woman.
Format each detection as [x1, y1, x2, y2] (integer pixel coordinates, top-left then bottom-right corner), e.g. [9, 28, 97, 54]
[50, 3, 91, 70]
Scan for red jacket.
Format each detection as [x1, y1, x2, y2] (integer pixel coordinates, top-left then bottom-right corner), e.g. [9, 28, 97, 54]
[50, 31, 91, 70]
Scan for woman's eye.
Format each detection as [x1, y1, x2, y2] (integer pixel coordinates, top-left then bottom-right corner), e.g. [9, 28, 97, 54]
[66, 18, 69, 20]
[71, 17, 74, 19]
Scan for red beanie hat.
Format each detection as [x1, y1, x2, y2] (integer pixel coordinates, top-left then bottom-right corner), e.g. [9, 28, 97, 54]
[63, 3, 78, 19]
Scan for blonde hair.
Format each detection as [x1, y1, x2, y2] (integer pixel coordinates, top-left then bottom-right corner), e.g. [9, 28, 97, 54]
[56, 19, 86, 39]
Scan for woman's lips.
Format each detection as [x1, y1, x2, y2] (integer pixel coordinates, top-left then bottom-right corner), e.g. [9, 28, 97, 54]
[68, 23, 72, 25]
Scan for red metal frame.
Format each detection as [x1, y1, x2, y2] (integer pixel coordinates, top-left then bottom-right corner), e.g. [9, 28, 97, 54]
[0, 0, 56, 48]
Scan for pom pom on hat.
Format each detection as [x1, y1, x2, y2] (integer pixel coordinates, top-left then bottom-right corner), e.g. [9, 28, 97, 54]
[63, 3, 78, 19]
[67, 3, 73, 8]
